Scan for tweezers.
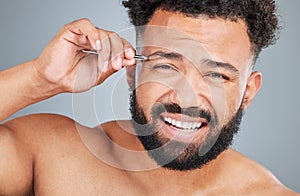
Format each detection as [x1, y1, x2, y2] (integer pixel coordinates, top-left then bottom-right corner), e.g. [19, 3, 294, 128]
[81, 49, 149, 61]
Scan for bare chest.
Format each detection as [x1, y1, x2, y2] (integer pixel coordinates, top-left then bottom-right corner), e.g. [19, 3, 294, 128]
[32, 160, 273, 196]
[33, 159, 147, 196]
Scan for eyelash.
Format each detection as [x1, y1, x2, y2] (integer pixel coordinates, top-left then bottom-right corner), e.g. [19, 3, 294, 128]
[205, 72, 230, 80]
[153, 64, 177, 71]
[152, 64, 230, 81]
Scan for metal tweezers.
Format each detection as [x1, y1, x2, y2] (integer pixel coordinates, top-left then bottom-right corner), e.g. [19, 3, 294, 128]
[81, 49, 149, 61]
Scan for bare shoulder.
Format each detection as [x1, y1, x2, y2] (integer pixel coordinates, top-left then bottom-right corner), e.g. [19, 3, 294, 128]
[3, 113, 79, 136]
[2, 114, 127, 160]
[225, 149, 299, 195]
[0, 114, 85, 195]
[2, 114, 92, 154]
[2, 113, 116, 168]
[3, 113, 76, 129]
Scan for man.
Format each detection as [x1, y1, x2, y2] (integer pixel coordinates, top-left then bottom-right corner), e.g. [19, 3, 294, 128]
[0, 0, 298, 195]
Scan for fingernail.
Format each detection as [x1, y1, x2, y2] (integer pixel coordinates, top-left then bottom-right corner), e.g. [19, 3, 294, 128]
[125, 48, 135, 58]
[102, 61, 109, 72]
[116, 56, 123, 70]
[95, 40, 101, 51]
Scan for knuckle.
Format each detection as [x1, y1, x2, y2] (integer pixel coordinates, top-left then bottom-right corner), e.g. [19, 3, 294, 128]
[70, 18, 94, 29]
[78, 18, 92, 24]
[100, 31, 109, 40]
[121, 38, 131, 48]
[62, 23, 71, 31]
[108, 31, 120, 39]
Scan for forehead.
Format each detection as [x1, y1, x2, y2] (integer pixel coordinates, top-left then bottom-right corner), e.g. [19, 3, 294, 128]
[140, 10, 253, 71]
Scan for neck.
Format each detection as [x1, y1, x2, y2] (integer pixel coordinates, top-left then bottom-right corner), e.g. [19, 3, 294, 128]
[130, 149, 232, 194]
[101, 120, 234, 191]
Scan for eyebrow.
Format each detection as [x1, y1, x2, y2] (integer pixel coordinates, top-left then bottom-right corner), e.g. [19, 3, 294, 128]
[148, 51, 183, 61]
[147, 50, 239, 73]
[202, 59, 239, 74]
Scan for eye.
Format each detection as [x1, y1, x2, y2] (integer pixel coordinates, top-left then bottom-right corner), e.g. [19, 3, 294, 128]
[153, 64, 178, 72]
[205, 72, 230, 80]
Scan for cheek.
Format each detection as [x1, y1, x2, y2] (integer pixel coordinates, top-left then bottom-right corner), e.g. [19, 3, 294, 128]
[209, 84, 244, 125]
[136, 82, 170, 117]
[223, 87, 244, 123]
[136, 77, 244, 125]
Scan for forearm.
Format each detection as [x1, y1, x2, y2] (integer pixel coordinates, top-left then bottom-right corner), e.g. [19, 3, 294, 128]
[0, 19, 136, 122]
[0, 61, 60, 122]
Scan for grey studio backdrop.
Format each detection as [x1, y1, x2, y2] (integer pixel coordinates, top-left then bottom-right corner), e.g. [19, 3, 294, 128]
[0, 0, 299, 192]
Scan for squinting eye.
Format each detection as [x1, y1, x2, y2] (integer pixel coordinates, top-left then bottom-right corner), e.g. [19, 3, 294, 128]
[206, 72, 230, 80]
[153, 64, 177, 71]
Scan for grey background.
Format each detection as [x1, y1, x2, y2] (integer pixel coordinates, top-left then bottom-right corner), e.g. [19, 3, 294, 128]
[0, 0, 299, 192]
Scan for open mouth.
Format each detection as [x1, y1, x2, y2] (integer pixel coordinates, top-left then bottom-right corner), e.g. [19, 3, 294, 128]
[160, 115, 207, 133]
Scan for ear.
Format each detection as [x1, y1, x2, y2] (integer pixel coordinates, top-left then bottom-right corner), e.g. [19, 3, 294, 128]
[242, 71, 262, 110]
[126, 65, 136, 91]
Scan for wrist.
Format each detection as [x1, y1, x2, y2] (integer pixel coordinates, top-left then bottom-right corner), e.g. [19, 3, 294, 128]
[0, 61, 63, 121]
[25, 59, 63, 101]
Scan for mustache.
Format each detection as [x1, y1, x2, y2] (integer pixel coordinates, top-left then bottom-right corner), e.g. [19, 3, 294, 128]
[151, 103, 212, 123]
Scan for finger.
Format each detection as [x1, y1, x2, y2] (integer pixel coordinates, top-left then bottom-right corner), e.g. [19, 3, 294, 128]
[121, 38, 136, 67]
[97, 30, 110, 72]
[121, 38, 135, 59]
[62, 18, 100, 50]
[108, 32, 124, 70]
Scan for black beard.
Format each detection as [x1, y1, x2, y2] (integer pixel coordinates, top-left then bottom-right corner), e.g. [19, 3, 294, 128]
[129, 90, 243, 171]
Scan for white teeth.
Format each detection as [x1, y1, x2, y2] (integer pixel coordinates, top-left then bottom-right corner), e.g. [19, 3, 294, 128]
[175, 121, 182, 128]
[197, 122, 202, 128]
[166, 117, 171, 123]
[171, 119, 176, 125]
[182, 122, 189, 129]
[163, 117, 202, 132]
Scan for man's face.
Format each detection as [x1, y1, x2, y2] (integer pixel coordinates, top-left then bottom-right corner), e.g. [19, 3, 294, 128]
[128, 10, 261, 170]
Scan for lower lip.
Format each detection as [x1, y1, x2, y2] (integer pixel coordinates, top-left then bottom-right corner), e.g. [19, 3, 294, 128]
[161, 120, 206, 142]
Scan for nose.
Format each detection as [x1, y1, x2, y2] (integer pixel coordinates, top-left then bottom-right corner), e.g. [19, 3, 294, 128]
[169, 74, 209, 109]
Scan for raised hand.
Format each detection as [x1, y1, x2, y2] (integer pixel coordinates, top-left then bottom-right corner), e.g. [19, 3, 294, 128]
[34, 18, 136, 93]
[0, 18, 136, 121]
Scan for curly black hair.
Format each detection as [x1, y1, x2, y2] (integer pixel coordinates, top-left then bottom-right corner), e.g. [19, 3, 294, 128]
[122, 0, 279, 60]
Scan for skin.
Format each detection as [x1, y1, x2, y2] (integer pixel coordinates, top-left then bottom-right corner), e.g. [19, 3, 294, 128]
[0, 10, 298, 195]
